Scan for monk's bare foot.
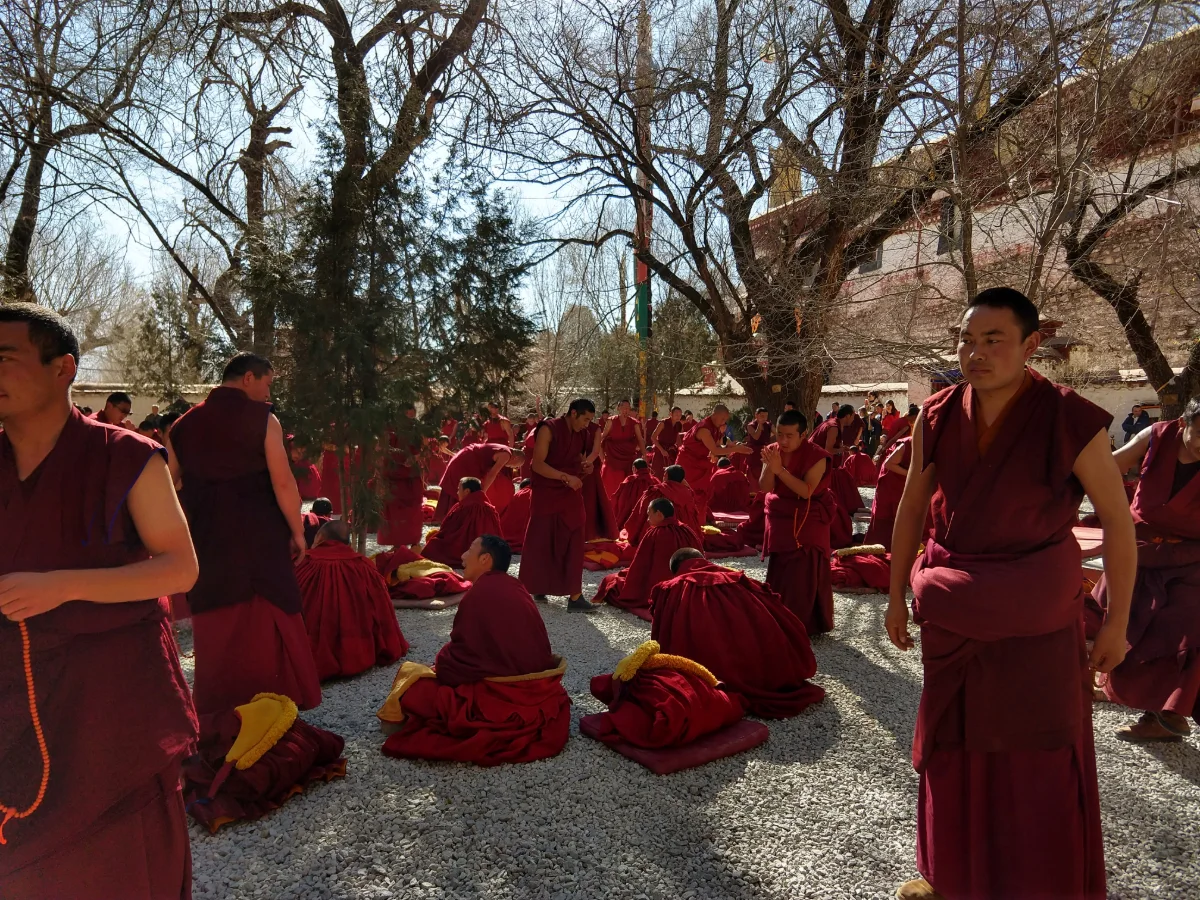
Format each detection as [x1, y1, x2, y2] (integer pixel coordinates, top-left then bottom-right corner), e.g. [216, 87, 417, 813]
[1117, 711, 1185, 742]
[567, 595, 598, 613]
[895, 878, 944, 900]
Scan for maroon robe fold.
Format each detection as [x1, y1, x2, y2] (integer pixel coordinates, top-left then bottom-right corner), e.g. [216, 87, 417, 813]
[650, 559, 826, 718]
[624, 480, 702, 545]
[483, 415, 511, 445]
[519, 417, 587, 596]
[601, 414, 642, 498]
[293, 462, 323, 500]
[424, 445, 451, 486]
[677, 416, 724, 523]
[842, 448, 878, 487]
[319, 448, 345, 515]
[829, 552, 892, 590]
[911, 369, 1110, 900]
[864, 437, 911, 551]
[0, 411, 197, 895]
[595, 518, 702, 618]
[763, 441, 836, 635]
[432, 441, 509, 523]
[296, 542, 408, 680]
[735, 492, 766, 549]
[613, 468, 658, 530]
[378, 430, 425, 547]
[708, 467, 753, 513]
[302, 511, 330, 548]
[588, 669, 747, 749]
[840, 413, 864, 448]
[422, 490, 503, 568]
[519, 426, 538, 481]
[500, 485, 533, 552]
[651, 419, 683, 478]
[745, 421, 773, 484]
[1093, 418, 1200, 722]
[580, 421, 619, 540]
[171, 386, 321, 717]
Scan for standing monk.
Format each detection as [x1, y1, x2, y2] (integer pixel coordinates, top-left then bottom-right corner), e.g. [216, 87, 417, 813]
[0, 305, 199, 898]
[761, 410, 836, 635]
[483, 401, 514, 447]
[744, 407, 773, 483]
[600, 399, 645, 498]
[431, 441, 521, 523]
[378, 404, 425, 548]
[519, 398, 598, 612]
[886, 288, 1136, 900]
[676, 404, 750, 525]
[92, 390, 133, 428]
[650, 406, 684, 478]
[169, 352, 322, 716]
[1093, 398, 1200, 741]
[580, 412, 618, 539]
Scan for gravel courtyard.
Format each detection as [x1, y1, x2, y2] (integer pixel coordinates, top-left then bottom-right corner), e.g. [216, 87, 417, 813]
[178, 548, 1200, 900]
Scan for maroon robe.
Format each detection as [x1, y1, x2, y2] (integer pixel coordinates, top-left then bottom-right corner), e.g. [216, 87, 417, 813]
[422, 490, 503, 568]
[293, 462, 322, 500]
[425, 445, 451, 486]
[588, 668, 746, 749]
[319, 448, 345, 514]
[864, 438, 911, 551]
[624, 480, 702, 545]
[650, 559, 825, 718]
[500, 485, 533, 553]
[171, 386, 321, 716]
[581, 420, 619, 540]
[677, 416, 724, 523]
[612, 468, 658, 531]
[440, 418, 459, 449]
[911, 369, 1110, 899]
[519, 417, 587, 596]
[483, 416, 511, 445]
[840, 413, 864, 449]
[809, 418, 860, 542]
[302, 511, 330, 548]
[296, 542, 408, 680]
[0, 410, 197, 897]
[763, 441, 836, 635]
[433, 442, 510, 523]
[651, 419, 684, 477]
[735, 492, 766, 549]
[595, 518, 702, 618]
[1093, 418, 1200, 722]
[378, 429, 424, 547]
[708, 466, 753, 513]
[842, 447, 878, 487]
[744, 420, 773, 483]
[519, 426, 538, 480]
[601, 414, 642, 498]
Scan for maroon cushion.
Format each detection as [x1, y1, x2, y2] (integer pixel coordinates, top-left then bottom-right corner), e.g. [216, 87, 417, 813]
[578, 715, 769, 774]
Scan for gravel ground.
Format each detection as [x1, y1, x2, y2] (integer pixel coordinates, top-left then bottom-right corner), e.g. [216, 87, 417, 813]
[176, 499, 1200, 900]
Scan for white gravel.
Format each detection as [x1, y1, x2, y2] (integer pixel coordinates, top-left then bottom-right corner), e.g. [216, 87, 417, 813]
[173, 503, 1200, 900]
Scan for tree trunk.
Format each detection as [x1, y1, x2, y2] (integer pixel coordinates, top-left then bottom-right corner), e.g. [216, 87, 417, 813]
[3, 137, 50, 303]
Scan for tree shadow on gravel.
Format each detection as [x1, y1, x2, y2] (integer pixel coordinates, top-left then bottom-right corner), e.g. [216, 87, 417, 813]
[1139, 739, 1200, 789]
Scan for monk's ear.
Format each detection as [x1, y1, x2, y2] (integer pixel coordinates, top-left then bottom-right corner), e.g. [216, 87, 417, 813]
[1022, 329, 1042, 360]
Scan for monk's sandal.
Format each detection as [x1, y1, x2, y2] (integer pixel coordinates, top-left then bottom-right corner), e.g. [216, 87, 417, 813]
[534, 594, 549, 604]
[895, 878, 945, 900]
[1116, 711, 1187, 743]
[567, 596, 598, 613]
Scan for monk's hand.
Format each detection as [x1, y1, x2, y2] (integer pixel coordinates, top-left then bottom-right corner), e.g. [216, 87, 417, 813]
[1089, 619, 1128, 673]
[762, 446, 781, 474]
[581, 460, 594, 475]
[885, 598, 914, 651]
[290, 532, 307, 565]
[563, 474, 583, 491]
[0, 571, 73, 621]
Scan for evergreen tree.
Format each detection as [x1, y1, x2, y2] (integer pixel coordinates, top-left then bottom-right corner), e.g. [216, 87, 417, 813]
[120, 285, 229, 402]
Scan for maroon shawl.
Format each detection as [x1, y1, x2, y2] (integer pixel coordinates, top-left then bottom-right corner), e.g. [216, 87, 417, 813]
[422, 490, 503, 567]
[433, 442, 509, 522]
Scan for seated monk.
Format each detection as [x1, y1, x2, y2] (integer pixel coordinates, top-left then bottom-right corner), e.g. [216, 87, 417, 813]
[624, 465, 702, 545]
[1093, 398, 1200, 742]
[613, 458, 658, 530]
[650, 548, 825, 718]
[378, 536, 570, 765]
[302, 497, 334, 548]
[708, 457, 753, 514]
[864, 437, 912, 551]
[500, 478, 533, 553]
[421, 477, 503, 568]
[735, 492, 766, 550]
[424, 435, 452, 485]
[595, 498, 702, 619]
[296, 521, 409, 680]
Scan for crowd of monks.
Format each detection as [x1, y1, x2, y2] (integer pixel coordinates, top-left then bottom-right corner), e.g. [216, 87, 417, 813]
[1, 285, 1197, 900]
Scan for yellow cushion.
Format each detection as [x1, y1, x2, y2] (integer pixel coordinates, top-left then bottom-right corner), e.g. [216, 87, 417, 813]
[226, 693, 298, 770]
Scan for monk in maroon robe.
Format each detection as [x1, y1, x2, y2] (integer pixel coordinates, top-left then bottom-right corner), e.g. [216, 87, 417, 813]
[482, 401, 514, 446]
[864, 437, 912, 551]
[811, 406, 865, 516]
[761, 411, 836, 635]
[297, 521, 408, 680]
[500, 479, 533, 553]
[624, 466, 702, 545]
[440, 414, 459, 450]
[519, 399, 598, 610]
[380, 536, 570, 764]
[302, 499, 332, 547]
[875, 403, 918, 464]
[577, 417, 617, 539]
[596, 497, 702, 619]
[676, 404, 751, 525]
[1092, 402, 1200, 741]
[519, 422, 538, 481]
[650, 406, 685, 478]
[651, 549, 825, 718]
[169, 352, 321, 717]
[744, 408, 773, 483]
[378, 406, 425, 547]
[319, 445, 347, 515]
[422, 478, 504, 567]
[0, 305, 198, 898]
[613, 458, 658, 528]
[289, 441, 323, 500]
[432, 441, 522, 523]
[425, 435, 452, 486]
[885, 288, 1136, 900]
[735, 492, 766, 550]
[600, 399, 645, 498]
[708, 457, 753, 514]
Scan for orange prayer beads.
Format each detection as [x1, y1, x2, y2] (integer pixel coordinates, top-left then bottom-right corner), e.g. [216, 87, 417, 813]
[0, 621, 50, 845]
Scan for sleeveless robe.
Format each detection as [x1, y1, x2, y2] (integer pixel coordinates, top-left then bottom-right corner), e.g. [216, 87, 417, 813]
[378, 426, 424, 547]
[500, 485, 533, 553]
[483, 416, 511, 445]
[519, 417, 587, 596]
[745, 420, 773, 483]
[293, 462, 323, 500]
[763, 441, 836, 635]
[1093, 418, 1200, 722]
[864, 437, 911, 551]
[911, 369, 1109, 899]
[652, 419, 684, 477]
[601, 414, 642, 498]
[433, 442, 509, 523]
[581, 420, 618, 540]
[171, 386, 320, 716]
[0, 411, 197, 897]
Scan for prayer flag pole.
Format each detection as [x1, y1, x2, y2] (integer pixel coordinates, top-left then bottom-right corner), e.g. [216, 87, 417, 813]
[634, 0, 655, 420]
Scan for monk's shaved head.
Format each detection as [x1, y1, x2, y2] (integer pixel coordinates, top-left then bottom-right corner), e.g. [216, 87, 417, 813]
[632, 458, 648, 471]
[0, 303, 79, 367]
[459, 476, 482, 493]
[222, 351, 273, 382]
[664, 465, 685, 483]
[312, 498, 334, 516]
[716, 457, 731, 469]
[649, 497, 675, 519]
[669, 547, 704, 574]
[968, 287, 1039, 339]
[314, 519, 351, 546]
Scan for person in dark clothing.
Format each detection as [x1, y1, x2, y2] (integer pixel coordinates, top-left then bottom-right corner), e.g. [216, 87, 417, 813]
[1122, 405, 1152, 445]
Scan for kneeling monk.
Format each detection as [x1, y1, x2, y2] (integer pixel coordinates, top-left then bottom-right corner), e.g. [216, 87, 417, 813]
[708, 456, 753, 514]
[625, 465, 702, 545]
[595, 498, 702, 619]
[1093, 398, 1200, 742]
[297, 521, 408, 681]
[886, 287, 1135, 900]
[378, 536, 570, 765]
[612, 457, 658, 531]
[500, 478, 533, 553]
[650, 548, 825, 718]
[422, 477, 503, 567]
[0, 305, 199, 898]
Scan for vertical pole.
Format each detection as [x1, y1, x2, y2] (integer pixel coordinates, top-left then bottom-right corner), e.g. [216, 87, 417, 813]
[634, 0, 654, 419]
